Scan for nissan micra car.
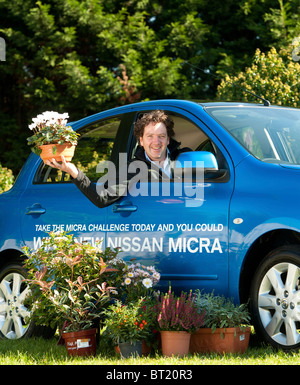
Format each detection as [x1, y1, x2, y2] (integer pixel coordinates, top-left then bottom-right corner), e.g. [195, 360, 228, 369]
[1, 99, 300, 351]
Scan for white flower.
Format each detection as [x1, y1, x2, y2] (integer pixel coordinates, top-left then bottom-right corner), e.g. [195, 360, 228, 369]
[109, 257, 124, 266]
[28, 111, 69, 131]
[142, 278, 153, 288]
[124, 277, 131, 285]
[128, 272, 134, 278]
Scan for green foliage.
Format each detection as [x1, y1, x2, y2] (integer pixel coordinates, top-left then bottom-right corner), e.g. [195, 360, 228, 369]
[27, 124, 79, 155]
[217, 47, 300, 107]
[0, 113, 29, 174]
[194, 291, 251, 332]
[1, 0, 300, 174]
[0, 163, 14, 194]
[102, 297, 156, 344]
[23, 231, 122, 332]
[262, 0, 300, 48]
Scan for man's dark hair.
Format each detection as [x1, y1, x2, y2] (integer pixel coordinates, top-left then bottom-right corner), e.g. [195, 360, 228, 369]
[133, 110, 175, 141]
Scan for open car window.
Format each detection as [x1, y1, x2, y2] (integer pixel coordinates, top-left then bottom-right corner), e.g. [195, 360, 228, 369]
[34, 117, 122, 183]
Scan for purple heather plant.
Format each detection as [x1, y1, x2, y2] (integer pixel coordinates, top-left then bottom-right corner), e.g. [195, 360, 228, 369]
[155, 287, 205, 333]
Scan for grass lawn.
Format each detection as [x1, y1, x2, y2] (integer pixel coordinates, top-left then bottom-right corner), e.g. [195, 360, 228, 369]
[0, 332, 300, 366]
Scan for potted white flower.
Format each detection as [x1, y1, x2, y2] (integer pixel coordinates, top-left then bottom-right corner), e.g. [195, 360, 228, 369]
[121, 262, 161, 303]
[27, 111, 79, 163]
[110, 261, 161, 355]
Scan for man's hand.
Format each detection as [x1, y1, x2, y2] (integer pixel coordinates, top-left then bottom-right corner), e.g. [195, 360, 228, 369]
[45, 155, 79, 179]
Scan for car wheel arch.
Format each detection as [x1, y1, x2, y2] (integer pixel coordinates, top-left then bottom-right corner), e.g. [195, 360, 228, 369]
[0, 249, 26, 271]
[238, 228, 300, 304]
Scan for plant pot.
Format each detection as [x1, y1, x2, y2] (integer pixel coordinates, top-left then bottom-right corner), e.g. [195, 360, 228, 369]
[62, 328, 97, 357]
[160, 330, 191, 357]
[39, 143, 76, 163]
[190, 327, 251, 354]
[118, 341, 142, 358]
[115, 339, 157, 356]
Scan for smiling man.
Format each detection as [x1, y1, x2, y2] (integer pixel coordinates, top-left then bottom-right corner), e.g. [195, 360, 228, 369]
[142, 122, 169, 164]
[132, 110, 176, 178]
[46, 110, 189, 207]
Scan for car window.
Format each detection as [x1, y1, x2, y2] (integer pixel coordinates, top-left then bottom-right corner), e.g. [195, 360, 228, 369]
[172, 114, 210, 151]
[206, 106, 300, 164]
[128, 111, 228, 182]
[34, 117, 122, 183]
[170, 113, 227, 174]
[130, 113, 211, 156]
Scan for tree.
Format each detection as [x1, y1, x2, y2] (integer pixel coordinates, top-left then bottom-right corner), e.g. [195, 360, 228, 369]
[217, 47, 300, 107]
[0, 0, 299, 173]
[0, 0, 204, 172]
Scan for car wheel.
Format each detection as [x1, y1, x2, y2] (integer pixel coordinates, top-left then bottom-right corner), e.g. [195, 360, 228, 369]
[250, 246, 300, 350]
[0, 263, 55, 339]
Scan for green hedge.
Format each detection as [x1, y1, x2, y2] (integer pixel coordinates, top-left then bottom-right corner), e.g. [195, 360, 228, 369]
[0, 163, 14, 194]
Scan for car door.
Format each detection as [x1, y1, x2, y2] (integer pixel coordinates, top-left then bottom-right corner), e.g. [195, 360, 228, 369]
[106, 108, 234, 296]
[20, 115, 125, 250]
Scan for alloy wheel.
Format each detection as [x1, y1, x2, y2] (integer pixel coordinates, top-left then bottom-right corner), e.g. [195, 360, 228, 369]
[257, 261, 300, 347]
[0, 271, 31, 339]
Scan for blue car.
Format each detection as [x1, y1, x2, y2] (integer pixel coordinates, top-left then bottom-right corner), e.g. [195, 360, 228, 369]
[0, 99, 300, 351]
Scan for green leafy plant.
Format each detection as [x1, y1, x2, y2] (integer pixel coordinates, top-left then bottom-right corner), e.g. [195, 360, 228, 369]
[102, 297, 156, 345]
[0, 163, 14, 194]
[23, 231, 120, 332]
[194, 290, 251, 334]
[217, 47, 300, 107]
[27, 111, 80, 156]
[155, 287, 205, 333]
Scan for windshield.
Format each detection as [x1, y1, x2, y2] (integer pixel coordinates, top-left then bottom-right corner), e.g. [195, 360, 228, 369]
[206, 106, 300, 164]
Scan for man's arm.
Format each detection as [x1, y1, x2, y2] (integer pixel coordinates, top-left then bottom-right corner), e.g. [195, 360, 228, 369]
[45, 156, 125, 208]
[46, 156, 79, 178]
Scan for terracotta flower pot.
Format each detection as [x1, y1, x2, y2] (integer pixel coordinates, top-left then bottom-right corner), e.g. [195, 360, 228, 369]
[190, 327, 251, 354]
[39, 143, 76, 163]
[160, 330, 191, 357]
[62, 328, 97, 357]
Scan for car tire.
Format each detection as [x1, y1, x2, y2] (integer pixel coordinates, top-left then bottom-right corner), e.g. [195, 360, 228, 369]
[0, 263, 55, 340]
[250, 245, 300, 350]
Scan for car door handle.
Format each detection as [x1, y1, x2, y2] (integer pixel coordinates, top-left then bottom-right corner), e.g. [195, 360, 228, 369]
[25, 203, 46, 215]
[113, 202, 137, 213]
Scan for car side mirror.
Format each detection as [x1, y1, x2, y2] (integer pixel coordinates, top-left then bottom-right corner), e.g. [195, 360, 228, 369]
[174, 151, 227, 180]
[175, 151, 218, 171]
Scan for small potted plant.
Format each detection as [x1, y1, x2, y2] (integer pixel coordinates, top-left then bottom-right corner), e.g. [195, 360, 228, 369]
[27, 111, 79, 163]
[105, 260, 161, 355]
[102, 297, 156, 358]
[190, 290, 251, 354]
[120, 261, 161, 303]
[154, 287, 205, 357]
[23, 231, 121, 357]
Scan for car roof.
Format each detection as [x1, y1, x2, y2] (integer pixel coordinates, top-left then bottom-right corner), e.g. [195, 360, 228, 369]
[199, 101, 299, 111]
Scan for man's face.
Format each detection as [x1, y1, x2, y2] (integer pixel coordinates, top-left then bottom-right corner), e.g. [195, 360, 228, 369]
[140, 122, 170, 162]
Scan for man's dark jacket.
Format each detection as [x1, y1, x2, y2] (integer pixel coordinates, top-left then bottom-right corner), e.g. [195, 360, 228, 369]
[73, 138, 188, 208]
